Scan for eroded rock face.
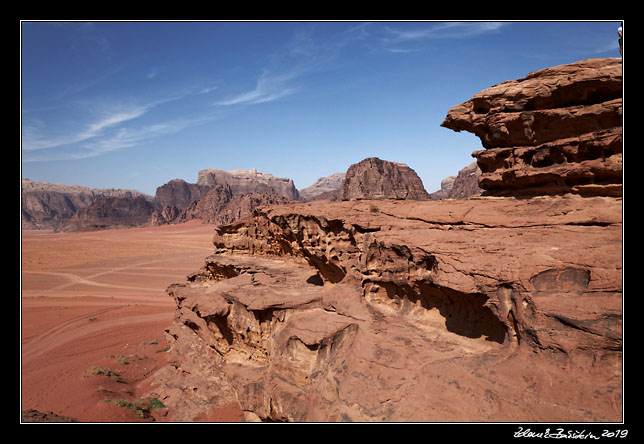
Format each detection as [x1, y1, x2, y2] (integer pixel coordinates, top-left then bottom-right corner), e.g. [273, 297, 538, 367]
[341, 157, 430, 201]
[441, 58, 622, 197]
[149, 197, 622, 422]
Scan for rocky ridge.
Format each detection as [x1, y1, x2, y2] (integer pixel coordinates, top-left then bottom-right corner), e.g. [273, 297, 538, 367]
[145, 58, 623, 422]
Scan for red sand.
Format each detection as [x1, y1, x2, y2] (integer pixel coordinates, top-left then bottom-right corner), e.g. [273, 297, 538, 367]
[21, 220, 245, 422]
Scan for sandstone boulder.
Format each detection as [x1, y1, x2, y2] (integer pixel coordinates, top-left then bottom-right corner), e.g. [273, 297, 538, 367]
[441, 58, 622, 197]
[341, 157, 430, 201]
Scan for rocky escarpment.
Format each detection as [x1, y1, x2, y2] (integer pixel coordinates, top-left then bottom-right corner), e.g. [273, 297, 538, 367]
[441, 58, 622, 197]
[341, 157, 430, 201]
[21, 179, 151, 229]
[56, 196, 155, 232]
[149, 196, 622, 422]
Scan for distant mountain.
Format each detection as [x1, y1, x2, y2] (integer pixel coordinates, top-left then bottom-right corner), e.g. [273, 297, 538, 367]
[298, 173, 346, 202]
[21, 178, 152, 230]
[341, 157, 430, 201]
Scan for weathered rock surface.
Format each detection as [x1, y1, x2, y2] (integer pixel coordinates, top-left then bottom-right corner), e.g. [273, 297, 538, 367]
[197, 168, 299, 201]
[148, 196, 622, 422]
[341, 157, 430, 201]
[21, 178, 151, 229]
[441, 58, 622, 197]
[56, 196, 155, 232]
[299, 173, 346, 202]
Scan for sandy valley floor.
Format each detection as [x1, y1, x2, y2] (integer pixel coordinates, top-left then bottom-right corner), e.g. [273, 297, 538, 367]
[21, 220, 245, 422]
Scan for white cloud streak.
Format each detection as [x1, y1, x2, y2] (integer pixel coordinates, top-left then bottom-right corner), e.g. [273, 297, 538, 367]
[22, 105, 148, 152]
[214, 70, 298, 106]
[385, 22, 506, 42]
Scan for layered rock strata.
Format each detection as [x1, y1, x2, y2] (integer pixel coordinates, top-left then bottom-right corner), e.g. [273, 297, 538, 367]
[341, 157, 430, 201]
[149, 196, 622, 422]
[441, 58, 622, 197]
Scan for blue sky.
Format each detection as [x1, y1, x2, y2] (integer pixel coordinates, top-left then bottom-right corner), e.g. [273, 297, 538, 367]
[21, 20, 622, 195]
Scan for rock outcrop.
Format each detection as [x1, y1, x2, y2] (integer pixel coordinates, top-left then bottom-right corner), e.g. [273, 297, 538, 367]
[298, 173, 346, 202]
[341, 157, 430, 201]
[149, 196, 622, 422]
[441, 58, 622, 197]
[56, 196, 155, 232]
[197, 168, 299, 201]
[21, 179, 151, 229]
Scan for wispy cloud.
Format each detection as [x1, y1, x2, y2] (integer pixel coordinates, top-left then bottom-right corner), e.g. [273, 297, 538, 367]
[213, 23, 369, 107]
[214, 70, 299, 106]
[22, 104, 148, 152]
[381, 21, 507, 52]
[22, 85, 223, 161]
[385, 22, 506, 42]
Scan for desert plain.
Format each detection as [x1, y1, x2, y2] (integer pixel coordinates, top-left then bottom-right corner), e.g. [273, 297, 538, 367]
[21, 219, 245, 422]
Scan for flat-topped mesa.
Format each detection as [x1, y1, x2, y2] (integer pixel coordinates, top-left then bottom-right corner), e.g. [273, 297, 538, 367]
[197, 168, 300, 200]
[341, 157, 430, 201]
[441, 58, 622, 197]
